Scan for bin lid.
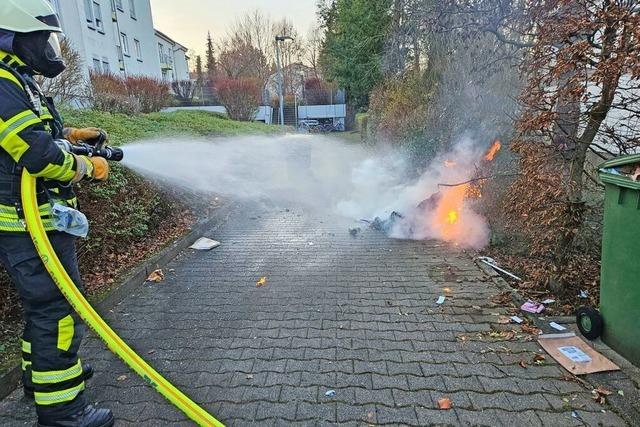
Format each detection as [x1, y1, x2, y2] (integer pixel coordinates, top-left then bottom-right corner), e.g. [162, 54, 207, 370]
[598, 153, 640, 190]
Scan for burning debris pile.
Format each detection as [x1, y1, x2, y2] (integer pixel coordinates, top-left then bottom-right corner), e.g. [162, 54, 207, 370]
[360, 140, 502, 249]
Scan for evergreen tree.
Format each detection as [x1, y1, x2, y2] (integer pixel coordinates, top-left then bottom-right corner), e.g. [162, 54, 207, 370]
[205, 31, 217, 79]
[195, 55, 204, 85]
[319, 0, 392, 109]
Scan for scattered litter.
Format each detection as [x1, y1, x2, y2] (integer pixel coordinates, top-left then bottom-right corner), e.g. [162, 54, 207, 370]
[618, 390, 625, 397]
[519, 360, 527, 369]
[542, 299, 556, 305]
[436, 296, 446, 305]
[325, 390, 336, 398]
[437, 397, 453, 410]
[472, 305, 482, 311]
[116, 375, 127, 382]
[189, 237, 221, 251]
[538, 333, 620, 375]
[521, 324, 541, 335]
[579, 290, 589, 299]
[550, 322, 567, 331]
[308, 242, 314, 246]
[558, 346, 592, 363]
[511, 316, 524, 324]
[477, 256, 523, 281]
[246, 374, 254, 380]
[571, 410, 580, 419]
[521, 300, 545, 314]
[147, 349, 156, 355]
[146, 269, 164, 283]
[594, 386, 613, 396]
[533, 354, 546, 365]
[349, 228, 361, 237]
[256, 277, 268, 288]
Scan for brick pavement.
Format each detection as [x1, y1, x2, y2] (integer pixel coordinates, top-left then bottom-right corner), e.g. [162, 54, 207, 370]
[0, 202, 630, 426]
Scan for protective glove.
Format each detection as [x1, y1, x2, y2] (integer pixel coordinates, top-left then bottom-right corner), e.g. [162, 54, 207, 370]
[71, 156, 110, 183]
[63, 127, 108, 147]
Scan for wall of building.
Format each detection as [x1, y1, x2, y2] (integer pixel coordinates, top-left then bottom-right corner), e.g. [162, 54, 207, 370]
[49, 0, 187, 81]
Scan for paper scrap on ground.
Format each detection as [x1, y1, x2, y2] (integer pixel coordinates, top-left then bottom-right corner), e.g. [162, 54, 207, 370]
[521, 300, 545, 314]
[542, 299, 556, 305]
[549, 322, 567, 331]
[189, 237, 221, 251]
[538, 333, 620, 375]
[436, 296, 446, 305]
[256, 277, 268, 287]
[511, 316, 524, 324]
[325, 390, 336, 397]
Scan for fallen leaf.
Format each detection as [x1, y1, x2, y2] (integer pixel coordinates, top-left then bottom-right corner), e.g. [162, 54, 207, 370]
[148, 349, 156, 355]
[594, 386, 613, 396]
[521, 324, 541, 335]
[437, 397, 453, 410]
[533, 354, 546, 365]
[116, 375, 127, 382]
[146, 269, 164, 283]
[256, 277, 267, 287]
[498, 316, 511, 324]
[519, 360, 528, 369]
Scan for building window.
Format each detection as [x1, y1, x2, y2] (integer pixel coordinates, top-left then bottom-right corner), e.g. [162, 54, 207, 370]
[129, 0, 136, 19]
[92, 58, 102, 72]
[84, 0, 94, 24]
[102, 58, 110, 73]
[93, 1, 103, 32]
[121, 33, 130, 56]
[134, 39, 142, 60]
[158, 43, 164, 63]
[115, 0, 123, 11]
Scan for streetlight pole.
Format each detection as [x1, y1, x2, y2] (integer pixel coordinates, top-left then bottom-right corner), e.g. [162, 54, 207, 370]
[275, 35, 293, 127]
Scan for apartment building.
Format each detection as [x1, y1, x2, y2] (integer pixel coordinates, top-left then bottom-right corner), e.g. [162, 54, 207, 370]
[48, 0, 189, 81]
[155, 30, 190, 82]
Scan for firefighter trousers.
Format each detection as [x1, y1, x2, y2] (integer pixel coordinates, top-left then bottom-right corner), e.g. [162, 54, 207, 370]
[0, 232, 87, 419]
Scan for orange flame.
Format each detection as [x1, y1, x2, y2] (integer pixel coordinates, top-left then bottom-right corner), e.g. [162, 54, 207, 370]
[444, 160, 457, 168]
[485, 140, 502, 161]
[433, 184, 469, 241]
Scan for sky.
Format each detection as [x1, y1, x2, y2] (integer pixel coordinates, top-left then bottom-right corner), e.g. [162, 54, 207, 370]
[150, 0, 319, 56]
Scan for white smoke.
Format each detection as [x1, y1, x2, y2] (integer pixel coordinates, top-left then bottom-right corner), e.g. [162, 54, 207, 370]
[122, 134, 490, 249]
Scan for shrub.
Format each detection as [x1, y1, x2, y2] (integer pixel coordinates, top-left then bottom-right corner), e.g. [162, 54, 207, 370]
[215, 78, 260, 121]
[125, 76, 171, 113]
[304, 77, 332, 105]
[89, 72, 170, 114]
[171, 80, 196, 103]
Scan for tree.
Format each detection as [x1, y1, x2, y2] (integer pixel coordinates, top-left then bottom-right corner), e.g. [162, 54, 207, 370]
[505, 1, 640, 284]
[195, 55, 204, 85]
[205, 31, 217, 79]
[217, 39, 268, 80]
[36, 38, 87, 104]
[171, 80, 196, 103]
[319, 0, 393, 109]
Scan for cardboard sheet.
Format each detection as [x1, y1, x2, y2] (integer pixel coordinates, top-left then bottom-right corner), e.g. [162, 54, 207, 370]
[538, 333, 620, 375]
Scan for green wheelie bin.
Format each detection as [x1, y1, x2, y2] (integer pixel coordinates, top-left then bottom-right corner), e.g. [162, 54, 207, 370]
[577, 154, 640, 367]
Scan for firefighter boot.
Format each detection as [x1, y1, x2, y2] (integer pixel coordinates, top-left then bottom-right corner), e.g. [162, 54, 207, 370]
[37, 404, 114, 427]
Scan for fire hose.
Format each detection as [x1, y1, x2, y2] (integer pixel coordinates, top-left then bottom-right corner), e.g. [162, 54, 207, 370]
[20, 141, 223, 427]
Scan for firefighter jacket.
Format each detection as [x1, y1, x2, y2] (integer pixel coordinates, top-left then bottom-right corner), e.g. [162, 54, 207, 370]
[0, 51, 79, 233]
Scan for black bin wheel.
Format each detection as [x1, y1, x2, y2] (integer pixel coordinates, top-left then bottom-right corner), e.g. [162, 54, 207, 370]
[576, 307, 603, 340]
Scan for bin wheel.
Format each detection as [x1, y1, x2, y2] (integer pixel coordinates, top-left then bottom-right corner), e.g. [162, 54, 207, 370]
[576, 307, 603, 340]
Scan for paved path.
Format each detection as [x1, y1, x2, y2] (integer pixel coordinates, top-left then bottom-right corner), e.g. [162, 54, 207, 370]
[0, 201, 630, 426]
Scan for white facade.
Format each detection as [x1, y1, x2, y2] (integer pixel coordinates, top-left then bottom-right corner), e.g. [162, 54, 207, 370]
[155, 30, 190, 82]
[48, 0, 189, 81]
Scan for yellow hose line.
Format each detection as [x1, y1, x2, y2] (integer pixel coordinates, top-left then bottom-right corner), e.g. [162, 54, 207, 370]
[21, 171, 223, 427]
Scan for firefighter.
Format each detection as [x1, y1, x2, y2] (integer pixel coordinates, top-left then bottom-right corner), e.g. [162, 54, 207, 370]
[0, 1, 113, 426]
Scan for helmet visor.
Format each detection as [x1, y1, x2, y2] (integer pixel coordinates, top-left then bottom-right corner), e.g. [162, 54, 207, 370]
[47, 32, 63, 60]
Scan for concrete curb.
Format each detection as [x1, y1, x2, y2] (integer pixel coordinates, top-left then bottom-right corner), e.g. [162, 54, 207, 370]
[0, 202, 238, 401]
